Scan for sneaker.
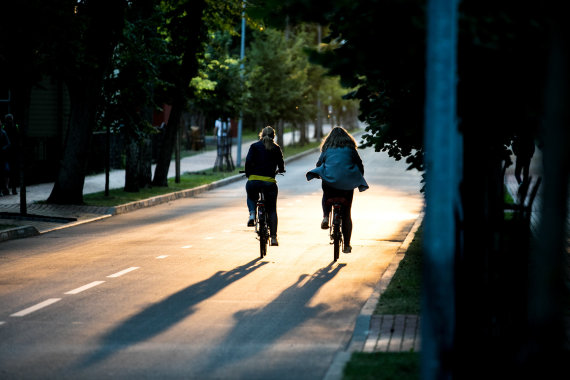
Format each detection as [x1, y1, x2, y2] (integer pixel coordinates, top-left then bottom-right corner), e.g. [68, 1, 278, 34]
[270, 236, 279, 246]
[247, 212, 255, 227]
[321, 216, 329, 229]
[343, 244, 352, 254]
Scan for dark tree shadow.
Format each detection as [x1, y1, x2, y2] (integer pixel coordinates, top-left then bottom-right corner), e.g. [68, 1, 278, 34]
[75, 258, 267, 368]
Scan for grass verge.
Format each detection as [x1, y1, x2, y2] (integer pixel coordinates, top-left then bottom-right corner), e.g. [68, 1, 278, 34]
[82, 168, 244, 207]
[342, 224, 423, 380]
[344, 352, 420, 380]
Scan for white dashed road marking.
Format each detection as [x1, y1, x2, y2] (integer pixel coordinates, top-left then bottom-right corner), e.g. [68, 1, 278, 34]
[64, 281, 105, 295]
[0, 321, 5, 326]
[181, 245, 192, 249]
[156, 255, 168, 259]
[107, 267, 140, 278]
[11, 298, 62, 317]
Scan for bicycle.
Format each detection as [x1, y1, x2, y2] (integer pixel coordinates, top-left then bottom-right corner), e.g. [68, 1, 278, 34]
[326, 197, 348, 262]
[240, 171, 282, 259]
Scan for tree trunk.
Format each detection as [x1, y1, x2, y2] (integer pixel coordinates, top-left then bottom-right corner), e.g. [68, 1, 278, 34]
[152, 0, 206, 187]
[152, 100, 183, 187]
[139, 136, 152, 188]
[47, 90, 95, 204]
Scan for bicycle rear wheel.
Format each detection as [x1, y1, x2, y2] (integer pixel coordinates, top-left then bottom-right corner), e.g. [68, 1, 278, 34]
[258, 217, 268, 258]
[332, 209, 341, 261]
[333, 227, 340, 261]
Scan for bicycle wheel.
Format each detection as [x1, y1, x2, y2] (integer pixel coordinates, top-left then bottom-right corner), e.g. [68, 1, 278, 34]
[258, 212, 268, 258]
[332, 209, 341, 261]
[333, 227, 340, 261]
[259, 232, 266, 258]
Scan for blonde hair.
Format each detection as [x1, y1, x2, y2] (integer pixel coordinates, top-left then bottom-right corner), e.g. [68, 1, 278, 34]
[259, 126, 276, 151]
[320, 126, 357, 152]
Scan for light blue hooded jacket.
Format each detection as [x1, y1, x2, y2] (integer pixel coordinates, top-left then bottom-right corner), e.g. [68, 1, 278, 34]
[306, 147, 369, 192]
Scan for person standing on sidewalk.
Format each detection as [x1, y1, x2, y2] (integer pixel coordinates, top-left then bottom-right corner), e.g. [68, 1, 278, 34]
[306, 126, 368, 253]
[244, 126, 285, 246]
[0, 119, 11, 196]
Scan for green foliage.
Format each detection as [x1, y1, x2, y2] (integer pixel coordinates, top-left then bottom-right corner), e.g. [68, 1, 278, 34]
[249, 0, 549, 174]
[343, 352, 420, 380]
[100, 1, 171, 138]
[375, 225, 422, 315]
[190, 30, 245, 119]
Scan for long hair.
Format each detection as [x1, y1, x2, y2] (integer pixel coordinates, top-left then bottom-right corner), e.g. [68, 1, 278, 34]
[259, 126, 276, 151]
[320, 126, 357, 152]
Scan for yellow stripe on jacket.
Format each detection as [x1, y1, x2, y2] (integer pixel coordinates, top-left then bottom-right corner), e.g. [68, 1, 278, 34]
[248, 175, 277, 183]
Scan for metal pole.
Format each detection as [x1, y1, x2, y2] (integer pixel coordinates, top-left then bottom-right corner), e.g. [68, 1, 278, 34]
[422, 0, 460, 379]
[236, 1, 246, 167]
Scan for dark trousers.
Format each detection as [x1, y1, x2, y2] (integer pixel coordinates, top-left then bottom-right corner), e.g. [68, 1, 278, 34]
[246, 180, 278, 237]
[322, 182, 354, 245]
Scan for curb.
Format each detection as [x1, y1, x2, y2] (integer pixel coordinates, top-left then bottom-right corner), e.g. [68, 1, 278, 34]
[0, 225, 40, 242]
[323, 210, 425, 380]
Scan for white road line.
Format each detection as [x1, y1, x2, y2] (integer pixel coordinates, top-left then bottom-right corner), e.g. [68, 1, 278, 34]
[11, 298, 62, 317]
[156, 255, 169, 259]
[205, 237, 213, 240]
[0, 321, 5, 326]
[65, 281, 105, 295]
[107, 267, 140, 278]
[181, 245, 192, 249]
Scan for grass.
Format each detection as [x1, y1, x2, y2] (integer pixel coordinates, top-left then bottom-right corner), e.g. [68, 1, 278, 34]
[82, 168, 244, 207]
[374, 225, 422, 314]
[342, 224, 423, 380]
[0, 224, 17, 230]
[344, 352, 420, 380]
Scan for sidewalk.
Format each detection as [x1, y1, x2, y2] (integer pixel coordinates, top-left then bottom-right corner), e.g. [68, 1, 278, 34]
[0, 125, 335, 240]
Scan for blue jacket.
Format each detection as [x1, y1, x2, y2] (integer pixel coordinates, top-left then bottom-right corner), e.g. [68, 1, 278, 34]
[306, 147, 369, 192]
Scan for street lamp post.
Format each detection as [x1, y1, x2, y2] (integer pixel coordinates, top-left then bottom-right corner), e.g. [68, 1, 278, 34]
[236, 1, 246, 167]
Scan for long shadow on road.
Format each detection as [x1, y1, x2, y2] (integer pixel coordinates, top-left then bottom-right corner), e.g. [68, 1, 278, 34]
[75, 258, 268, 369]
[198, 262, 347, 378]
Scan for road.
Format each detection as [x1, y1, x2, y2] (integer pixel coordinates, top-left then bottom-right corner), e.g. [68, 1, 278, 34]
[0, 147, 423, 379]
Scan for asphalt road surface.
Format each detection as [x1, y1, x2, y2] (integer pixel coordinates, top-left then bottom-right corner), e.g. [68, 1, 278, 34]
[0, 147, 423, 379]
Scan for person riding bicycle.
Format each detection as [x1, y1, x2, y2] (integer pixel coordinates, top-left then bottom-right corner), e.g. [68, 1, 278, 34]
[245, 126, 285, 246]
[306, 126, 368, 253]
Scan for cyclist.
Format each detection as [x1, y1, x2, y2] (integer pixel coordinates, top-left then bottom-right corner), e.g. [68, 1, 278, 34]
[245, 126, 285, 246]
[306, 126, 368, 253]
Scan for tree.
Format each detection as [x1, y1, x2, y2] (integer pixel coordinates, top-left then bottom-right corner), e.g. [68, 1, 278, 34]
[47, 0, 127, 204]
[101, 0, 169, 193]
[190, 30, 244, 124]
[152, 0, 242, 187]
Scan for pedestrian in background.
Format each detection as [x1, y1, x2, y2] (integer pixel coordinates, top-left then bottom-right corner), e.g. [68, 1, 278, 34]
[306, 126, 368, 253]
[0, 119, 11, 196]
[4, 114, 19, 195]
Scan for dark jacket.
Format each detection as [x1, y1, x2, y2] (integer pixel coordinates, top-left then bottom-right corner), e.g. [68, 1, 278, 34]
[245, 140, 285, 178]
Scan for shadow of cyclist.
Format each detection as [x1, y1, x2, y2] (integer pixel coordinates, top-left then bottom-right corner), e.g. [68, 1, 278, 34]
[197, 262, 347, 379]
[75, 258, 267, 368]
